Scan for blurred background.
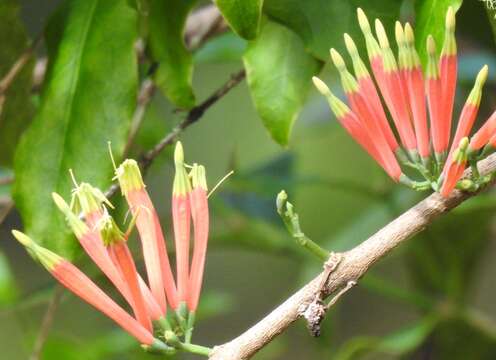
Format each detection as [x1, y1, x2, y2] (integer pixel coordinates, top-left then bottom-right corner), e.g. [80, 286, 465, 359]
[1, 0, 496, 359]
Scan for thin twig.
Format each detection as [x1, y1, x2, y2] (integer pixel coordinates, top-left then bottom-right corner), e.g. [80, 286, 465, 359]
[104, 69, 245, 199]
[185, 5, 227, 50]
[0, 36, 41, 96]
[29, 285, 64, 360]
[0, 175, 14, 186]
[123, 78, 155, 158]
[209, 154, 496, 360]
[0, 199, 14, 225]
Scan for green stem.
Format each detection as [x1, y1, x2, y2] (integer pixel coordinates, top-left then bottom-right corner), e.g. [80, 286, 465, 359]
[470, 159, 480, 179]
[276, 190, 330, 262]
[293, 232, 329, 262]
[179, 342, 212, 356]
[164, 330, 211, 357]
[156, 316, 172, 332]
[185, 311, 196, 343]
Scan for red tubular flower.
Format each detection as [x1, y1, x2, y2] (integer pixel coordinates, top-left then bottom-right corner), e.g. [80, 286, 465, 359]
[52, 192, 133, 305]
[403, 24, 430, 160]
[316, 6, 495, 196]
[426, 36, 445, 158]
[357, 8, 392, 109]
[329, 49, 402, 181]
[447, 66, 488, 160]
[100, 213, 152, 332]
[71, 182, 164, 321]
[312, 77, 401, 180]
[375, 19, 417, 153]
[11, 231, 161, 347]
[187, 164, 209, 312]
[343, 33, 399, 154]
[440, 7, 457, 152]
[172, 142, 192, 305]
[469, 110, 496, 152]
[137, 275, 164, 321]
[440, 137, 469, 197]
[115, 160, 177, 312]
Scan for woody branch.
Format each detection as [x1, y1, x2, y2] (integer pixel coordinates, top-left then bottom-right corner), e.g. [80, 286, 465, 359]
[209, 152, 496, 360]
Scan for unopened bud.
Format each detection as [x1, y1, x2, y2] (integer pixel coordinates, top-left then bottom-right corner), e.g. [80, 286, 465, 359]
[276, 190, 288, 215]
[52, 192, 88, 238]
[115, 159, 145, 196]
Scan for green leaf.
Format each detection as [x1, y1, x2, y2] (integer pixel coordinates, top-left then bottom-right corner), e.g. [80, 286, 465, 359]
[147, 0, 196, 109]
[215, 0, 264, 40]
[13, 0, 138, 259]
[0, 0, 35, 165]
[194, 32, 247, 63]
[484, 2, 496, 43]
[414, 0, 463, 66]
[243, 19, 322, 145]
[263, 0, 402, 60]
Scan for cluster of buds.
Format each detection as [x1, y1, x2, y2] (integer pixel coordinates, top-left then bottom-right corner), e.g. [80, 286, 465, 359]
[313, 7, 496, 197]
[12, 142, 211, 356]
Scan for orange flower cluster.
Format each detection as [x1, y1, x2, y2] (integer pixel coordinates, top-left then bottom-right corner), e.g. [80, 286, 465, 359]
[13, 142, 210, 354]
[314, 8, 496, 196]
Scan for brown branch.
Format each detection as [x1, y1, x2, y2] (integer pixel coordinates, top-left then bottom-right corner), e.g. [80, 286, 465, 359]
[185, 5, 227, 50]
[29, 285, 64, 360]
[104, 68, 245, 199]
[0, 36, 41, 96]
[0, 175, 14, 186]
[122, 78, 156, 157]
[31, 4, 226, 93]
[0, 199, 14, 225]
[209, 154, 496, 360]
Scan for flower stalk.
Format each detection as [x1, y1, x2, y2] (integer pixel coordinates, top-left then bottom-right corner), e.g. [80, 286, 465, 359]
[276, 190, 329, 262]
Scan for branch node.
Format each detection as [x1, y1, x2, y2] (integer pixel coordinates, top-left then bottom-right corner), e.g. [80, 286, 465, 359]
[297, 252, 343, 337]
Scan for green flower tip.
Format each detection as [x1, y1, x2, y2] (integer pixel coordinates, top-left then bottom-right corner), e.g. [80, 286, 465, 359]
[173, 143, 192, 196]
[174, 141, 184, 166]
[395, 21, 405, 46]
[427, 35, 436, 56]
[115, 159, 145, 196]
[446, 6, 455, 32]
[453, 137, 469, 163]
[343, 33, 358, 55]
[52, 192, 88, 238]
[476, 65, 489, 88]
[99, 211, 125, 246]
[12, 230, 61, 270]
[276, 190, 288, 214]
[191, 164, 207, 190]
[330, 48, 346, 71]
[12, 230, 33, 248]
[404, 23, 415, 45]
[375, 19, 389, 49]
[72, 182, 112, 215]
[357, 8, 371, 33]
[459, 137, 469, 151]
[312, 76, 331, 97]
